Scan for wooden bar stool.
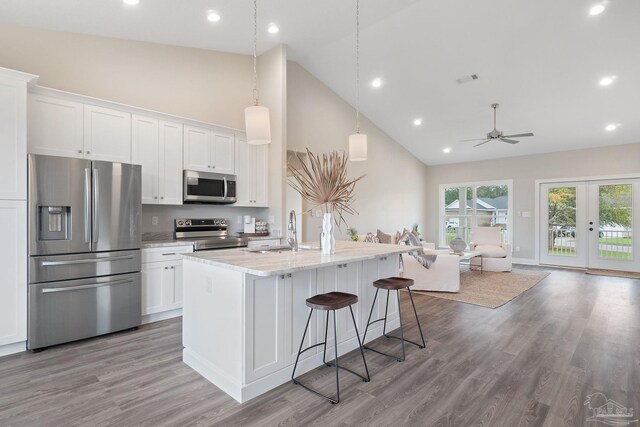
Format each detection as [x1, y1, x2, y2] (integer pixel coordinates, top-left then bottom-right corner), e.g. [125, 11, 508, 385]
[362, 277, 426, 362]
[291, 291, 370, 404]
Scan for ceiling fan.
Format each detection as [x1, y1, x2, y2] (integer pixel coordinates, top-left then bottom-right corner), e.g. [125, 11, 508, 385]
[460, 103, 534, 147]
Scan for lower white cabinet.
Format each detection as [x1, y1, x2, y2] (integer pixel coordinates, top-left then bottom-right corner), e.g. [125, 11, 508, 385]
[246, 239, 281, 249]
[141, 246, 192, 321]
[0, 201, 27, 347]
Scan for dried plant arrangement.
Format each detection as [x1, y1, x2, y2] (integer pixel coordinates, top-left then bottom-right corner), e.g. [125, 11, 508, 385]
[287, 149, 365, 228]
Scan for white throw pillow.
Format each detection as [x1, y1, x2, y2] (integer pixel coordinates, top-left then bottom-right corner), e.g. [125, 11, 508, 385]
[474, 244, 507, 258]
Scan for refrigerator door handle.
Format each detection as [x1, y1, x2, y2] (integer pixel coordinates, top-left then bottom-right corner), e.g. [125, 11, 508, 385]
[92, 168, 99, 243]
[223, 176, 228, 200]
[40, 255, 135, 266]
[84, 168, 91, 243]
[41, 278, 134, 294]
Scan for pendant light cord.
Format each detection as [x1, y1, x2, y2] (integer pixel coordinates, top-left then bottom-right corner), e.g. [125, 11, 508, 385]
[355, 0, 360, 134]
[253, 0, 259, 106]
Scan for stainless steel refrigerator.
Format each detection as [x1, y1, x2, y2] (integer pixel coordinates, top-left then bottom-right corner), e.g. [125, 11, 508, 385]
[27, 154, 142, 350]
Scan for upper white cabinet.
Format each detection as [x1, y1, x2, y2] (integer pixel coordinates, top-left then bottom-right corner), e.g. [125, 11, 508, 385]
[28, 94, 132, 163]
[183, 125, 235, 175]
[0, 76, 28, 200]
[28, 94, 84, 159]
[83, 105, 131, 163]
[132, 115, 183, 205]
[234, 137, 269, 207]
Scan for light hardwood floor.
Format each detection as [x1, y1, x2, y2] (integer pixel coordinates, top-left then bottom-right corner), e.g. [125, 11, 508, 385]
[1, 266, 638, 426]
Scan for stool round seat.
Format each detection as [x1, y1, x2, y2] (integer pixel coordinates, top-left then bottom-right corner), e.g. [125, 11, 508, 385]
[373, 277, 415, 290]
[306, 292, 358, 311]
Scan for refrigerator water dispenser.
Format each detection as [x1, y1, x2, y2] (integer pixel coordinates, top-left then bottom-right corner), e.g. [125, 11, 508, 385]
[39, 206, 71, 240]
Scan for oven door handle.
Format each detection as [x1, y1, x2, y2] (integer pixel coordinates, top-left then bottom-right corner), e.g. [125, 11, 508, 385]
[223, 177, 228, 200]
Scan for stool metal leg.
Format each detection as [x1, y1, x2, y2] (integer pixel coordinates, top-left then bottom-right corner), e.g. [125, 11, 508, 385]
[349, 306, 370, 382]
[292, 308, 314, 381]
[322, 310, 330, 365]
[408, 288, 426, 348]
[332, 309, 339, 404]
[361, 288, 379, 345]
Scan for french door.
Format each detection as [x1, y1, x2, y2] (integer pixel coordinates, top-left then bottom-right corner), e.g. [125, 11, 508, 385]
[540, 179, 639, 272]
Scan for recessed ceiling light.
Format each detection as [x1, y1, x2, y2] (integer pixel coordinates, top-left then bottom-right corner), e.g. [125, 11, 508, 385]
[589, 4, 606, 15]
[599, 75, 617, 86]
[605, 123, 620, 131]
[443, 147, 451, 154]
[123, 0, 139, 5]
[413, 118, 423, 126]
[371, 78, 382, 88]
[267, 23, 279, 34]
[207, 10, 221, 22]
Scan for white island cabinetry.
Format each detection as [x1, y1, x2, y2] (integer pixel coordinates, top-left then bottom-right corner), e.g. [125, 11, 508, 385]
[182, 241, 414, 403]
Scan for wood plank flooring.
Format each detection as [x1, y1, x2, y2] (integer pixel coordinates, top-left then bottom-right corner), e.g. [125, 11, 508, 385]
[1, 266, 638, 426]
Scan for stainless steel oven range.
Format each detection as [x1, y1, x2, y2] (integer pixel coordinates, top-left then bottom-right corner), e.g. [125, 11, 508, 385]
[175, 218, 247, 251]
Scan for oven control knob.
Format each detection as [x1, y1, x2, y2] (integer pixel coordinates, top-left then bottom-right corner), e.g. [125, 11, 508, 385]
[186, 220, 191, 226]
[177, 220, 184, 226]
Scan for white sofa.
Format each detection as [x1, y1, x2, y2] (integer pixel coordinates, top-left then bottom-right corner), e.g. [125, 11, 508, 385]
[469, 227, 512, 272]
[400, 247, 460, 293]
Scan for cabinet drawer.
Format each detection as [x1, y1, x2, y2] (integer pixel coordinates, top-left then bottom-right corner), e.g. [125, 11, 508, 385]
[142, 245, 193, 263]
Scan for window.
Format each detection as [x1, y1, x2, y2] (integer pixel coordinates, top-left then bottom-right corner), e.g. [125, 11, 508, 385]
[439, 180, 513, 248]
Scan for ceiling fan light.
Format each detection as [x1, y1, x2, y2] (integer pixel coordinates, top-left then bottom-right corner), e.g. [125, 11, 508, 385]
[349, 133, 367, 161]
[245, 105, 271, 145]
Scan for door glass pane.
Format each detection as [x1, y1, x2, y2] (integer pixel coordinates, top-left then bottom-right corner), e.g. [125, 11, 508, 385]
[548, 187, 577, 256]
[598, 184, 633, 260]
[445, 216, 471, 245]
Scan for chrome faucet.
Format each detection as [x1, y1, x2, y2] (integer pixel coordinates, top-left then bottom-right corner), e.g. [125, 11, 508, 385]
[287, 210, 298, 251]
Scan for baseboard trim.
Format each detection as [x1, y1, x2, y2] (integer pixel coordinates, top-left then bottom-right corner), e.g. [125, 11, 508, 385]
[512, 257, 537, 265]
[142, 308, 182, 325]
[0, 341, 26, 358]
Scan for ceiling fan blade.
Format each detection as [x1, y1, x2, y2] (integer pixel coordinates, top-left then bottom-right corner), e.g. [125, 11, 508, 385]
[473, 139, 491, 147]
[502, 132, 534, 138]
[500, 138, 519, 144]
[460, 138, 490, 142]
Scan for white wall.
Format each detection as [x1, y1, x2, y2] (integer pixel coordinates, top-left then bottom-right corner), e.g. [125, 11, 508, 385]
[0, 23, 253, 130]
[424, 143, 640, 261]
[287, 61, 430, 241]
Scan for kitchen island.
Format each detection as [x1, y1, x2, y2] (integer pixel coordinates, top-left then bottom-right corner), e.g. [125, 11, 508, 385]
[181, 240, 418, 403]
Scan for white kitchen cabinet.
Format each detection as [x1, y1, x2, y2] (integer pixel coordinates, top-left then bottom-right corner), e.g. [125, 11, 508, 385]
[234, 137, 269, 207]
[183, 125, 235, 175]
[28, 95, 133, 164]
[132, 116, 183, 205]
[83, 104, 131, 163]
[360, 254, 400, 330]
[0, 200, 27, 348]
[316, 263, 362, 346]
[141, 246, 192, 322]
[28, 94, 84, 159]
[0, 76, 28, 200]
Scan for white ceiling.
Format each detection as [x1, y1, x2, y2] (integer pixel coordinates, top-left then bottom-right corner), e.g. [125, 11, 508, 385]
[1, 0, 639, 165]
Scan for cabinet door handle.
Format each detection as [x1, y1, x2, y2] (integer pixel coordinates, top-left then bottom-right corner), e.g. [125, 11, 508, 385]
[280, 275, 285, 279]
[77, 149, 83, 154]
[154, 196, 158, 200]
[287, 273, 292, 278]
[160, 196, 164, 200]
[86, 151, 91, 155]
[170, 266, 174, 269]
[162, 253, 176, 256]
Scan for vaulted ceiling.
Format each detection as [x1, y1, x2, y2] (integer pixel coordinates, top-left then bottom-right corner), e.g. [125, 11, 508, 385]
[1, 0, 639, 165]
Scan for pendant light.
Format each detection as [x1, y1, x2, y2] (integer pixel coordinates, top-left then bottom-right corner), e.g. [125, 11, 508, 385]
[245, 0, 271, 145]
[349, 0, 367, 161]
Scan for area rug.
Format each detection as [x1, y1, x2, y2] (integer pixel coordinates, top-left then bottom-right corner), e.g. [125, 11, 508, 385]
[586, 269, 640, 279]
[412, 269, 550, 309]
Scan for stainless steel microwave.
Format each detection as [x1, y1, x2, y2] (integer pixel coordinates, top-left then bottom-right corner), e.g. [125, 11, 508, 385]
[183, 170, 237, 204]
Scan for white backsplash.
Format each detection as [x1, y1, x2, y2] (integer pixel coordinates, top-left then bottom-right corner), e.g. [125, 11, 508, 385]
[142, 204, 269, 235]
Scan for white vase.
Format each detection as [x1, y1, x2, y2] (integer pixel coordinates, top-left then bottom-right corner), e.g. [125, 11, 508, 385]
[321, 213, 335, 254]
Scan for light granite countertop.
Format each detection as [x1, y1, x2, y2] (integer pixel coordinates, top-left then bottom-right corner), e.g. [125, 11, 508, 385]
[182, 240, 418, 277]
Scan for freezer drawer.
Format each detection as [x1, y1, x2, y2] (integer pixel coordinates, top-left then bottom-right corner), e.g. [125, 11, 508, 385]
[29, 250, 141, 284]
[28, 273, 141, 350]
